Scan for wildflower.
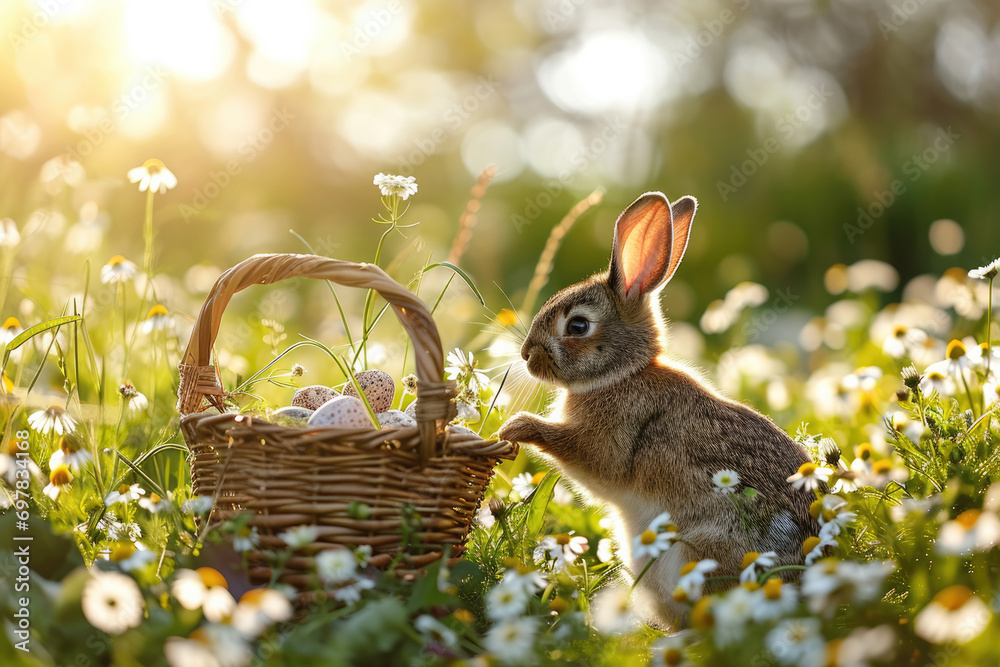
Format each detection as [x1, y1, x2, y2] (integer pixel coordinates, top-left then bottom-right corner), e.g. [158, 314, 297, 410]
[901, 363, 921, 388]
[27, 405, 77, 435]
[914, 586, 991, 644]
[632, 512, 678, 560]
[752, 578, 799, 622]
[141, 304, 174, 334]
[332, 577, 375, 604]
[105, 483, 146, 507]
[475, 503, 496, 528]
[534, 532, 588, 570]
[232, 525, 260, 552]
[232, 588, 293, 638]
[650, 634, 691, 667]
[2, 316, 23, 345]
[415, 614, 458, 648]
[968, 258, 1000, 281]
[591, 585, 650, 634]
[100, 514, 143, 542]
[712, 469, 740, 493]
[444, 348, 489, 391]
[501, 566, 547, 596]
[765, 617, 826, 666]
[128, 158, 177, 194]
[817, 438, 842, 467]
[919, 369, 955, 396]
[48, 435, 92, 471]
[937, 509, 1000, 555]
[372, 173, 418, 200]
[712, 586, 755, 646]
[835, 625, 897, 665]
[596, 538, 615, 563]
[43, 464, 73, 500]
[816, 494, 856, 539]
[484, 616, 538, 664]
[0, 218, 21, 247]
[355, 545, 372, 566]
[278, 524, 318, 549]
[803, 534, 837, 565]
[101, 255, 138, 284]
[786, 462, 832, 492]
[674, 559, 718, 603]
[81, 570, 145, 635]
[739, 550, 777, 584]
[882, 324, 927, 359]
[109, 542, 157, 573]
[182, 495, 213, 515]
[511, 472, 535, 499]
[401, 373, 418, 394]
[290, 363, 305, 377]
[118, 383, 149, 412]
[487, 578, 533, 620]
[315, 548, 357, 585]
[172, 567, 236, 622]
[165, 624, 252, 667]
[888, 410, 927, 445]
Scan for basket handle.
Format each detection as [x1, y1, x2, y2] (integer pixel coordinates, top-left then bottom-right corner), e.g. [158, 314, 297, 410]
[176, 253, 456, 461]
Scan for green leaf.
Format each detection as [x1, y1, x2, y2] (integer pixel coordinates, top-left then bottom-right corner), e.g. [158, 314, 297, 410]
[525, 471, 562, 539]
[420, 262, 485, 306]
[3, 315, 82, 352]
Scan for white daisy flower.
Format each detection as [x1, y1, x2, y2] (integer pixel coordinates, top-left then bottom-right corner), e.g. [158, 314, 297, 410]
[533, 532, 588, 570]
[141, 304, 174, 334]
[165, 624, 252, 667]
[27, 405, 77, 435]
[765, 617, 826, 666]
[712, 469, 740, 494]
[109, 542, 157, 573]
[484, 616, 538, 664]
[501, 567, 547, 596]
[596, 538, 615, 563]
[119, 383, 149, 412]
[128, 158, 177, 194]
[42, 465, 73, 500]
[444, 348, 490, 391]
[101, 255, 138, 284]
[650, 634, 691, 667]
[315, 548, 357, 585]
[100, 515, 143, 542]
[105, 483, 146, 507]
[835, 625, 897, 666]
[81, 570, 145, 635]
[923, 339, 974, 383]
[803, 535, 838, 565]
[739, 550, 777, 584]
[712, 586, 755, 647]
[231, 525, 260, 552]
[968, 258, 1000, 281]
[914, 586, 991, 645]
[415, 614, 458, 647]
[332, 577, 374, 605]
[48, 436, 92, 471]
[232, 588, 293, 638]
[674, 559, 718, 602]
[590, 585, 651, 635]
[511, 472, 535, 500]
[881, 324, 927, 359]
[786, 462, 833, 492]
[475, 503, 496, 529]
[138, 492, 172, 513]
[278, 524, 318, 550]
[816, 494, 856, 539]
[919, 369, 955, 396]
[486, 578, 532, 621]
[172, 567, 236, 622]
[182, 495, 214, 515]
[937, 509, 1000, 555]
[752, 578, 799, 622]
[372, 172, 418, 200]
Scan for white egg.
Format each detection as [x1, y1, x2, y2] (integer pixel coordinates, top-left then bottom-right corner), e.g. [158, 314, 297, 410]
[377, 409, 417, 429]
[308, 395, 375, 430]
[272, 406, 314, 420]
[292, 385, 339, 410]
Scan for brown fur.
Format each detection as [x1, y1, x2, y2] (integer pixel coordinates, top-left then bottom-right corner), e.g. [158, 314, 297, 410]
[498, 192, 818, 628]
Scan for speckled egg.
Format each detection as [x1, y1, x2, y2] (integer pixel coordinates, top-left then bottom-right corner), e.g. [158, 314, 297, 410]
[272, 406, 314, 420]
[308, 395, 375, 430]
[292, 385, 339, 410]
[342, 369, 395, 413]
[377, 409, 417, 429]
[404, 400, 418, 419]
[448, 425, 477, 438]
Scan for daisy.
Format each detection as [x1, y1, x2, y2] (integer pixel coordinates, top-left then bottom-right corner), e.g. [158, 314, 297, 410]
[138, 491, 172, 513]
[835, 625, 897, 665]
[105, 483, 146, 507]
[182, 495, 214, 516]
[48, 436, 92, 471]
[817, 438, 842, 467]
[278, 524, 318, 549]
[802, 535, 837, 565]
[232, 588, 293, 638]
[486, 579, 532, 621]
[712, 586, 755, 647]
[739, 550, 777, 584]
[914, 586, 991, 645]
[511, 472, 535, 499]
[444, 348, 490, 391]
[765, 617, 826, 666]
[919, 369, 955, 396]
[484, 616, 538, 664]
[501, 566, 547, 596]
[109, 542, 157, 573]
[101, 255, 138, 284]
[968, 257, 1000, 281]
[786, 462, 832, 492]
[128, 158, 177, 194]
[590, 585, 649, 635]
[415, 614, 458, 648]
[650, 634, 691, 667]
[2, 316, 23, 345]
[752, 578, 799, 622]
[100, 515, 143, 542]
[81, 569, 145, 635]
[712, 469, 740, 494]
[816, 494, 856, 539]
[596, 538, 615, 563]
[42, 464, 73, 500]
[165, 624, 252, 667]
[27, 405, 77, 435]
[475, 503, 496, 528]
[315, 548, 356, 585]
[231, 525, 259, 552]
[674, 559, 718, 603]
[937, 509, 1000, 555]
[118, 383, 149, 412]
[924, 339, 974, 383]
[141, 304, 174, 334]
[534, 532, 588, 570]
[332, 577, 374, 604]
[372, 173, 418, 200]
[172, 567, 236, 622]
[881, 324, 927, 359]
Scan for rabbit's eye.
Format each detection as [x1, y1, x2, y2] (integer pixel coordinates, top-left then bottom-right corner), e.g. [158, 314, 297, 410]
[565, 317, 590, 336]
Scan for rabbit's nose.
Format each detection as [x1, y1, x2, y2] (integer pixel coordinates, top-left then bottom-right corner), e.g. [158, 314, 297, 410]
[520, 343, 531, 362]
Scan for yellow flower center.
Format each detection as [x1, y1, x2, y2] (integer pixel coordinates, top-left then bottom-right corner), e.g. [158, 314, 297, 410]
[189, 628, 210, 645]
[797, 462, 817, 477]
[640, 530, 657, 545]
[497, 308, 517, 327]
[927, 371, 946, 381]
[762, 578, 783, 600]
[146, 304, 168, 319]
[955, 509, 981, 530]
[531, 471, 547, 485]
[809, 499, 823, 520]
[3, 316, 20, 329]
[947, 339, 966, 360]
[872, 459, 893, 475]
[197, 566, 228, 590]
[803, 536, 822, 556]
[149, 492, 162, 504]
[856, 443, 873, 460]
[142, 158, 166, 174]
[50, 465, 72, 486]
[106, 255, 127, 267]
[690, 597, 714, 631]
[663, 648, 684, 666]
[554, 533, 571, 546]
[741, 551, 760, 569]
[934, 585, 974, 612]
[453, 608, 474, 624]
[892, 325, 908, 338]
[110, 543, 135, 562]
[679, 561, 698, 576]
[240, 588, 266, 605]
[741, 581, 760, 591]
[672, 587, 688, 603]
[118, 483, 130, 495]
[7, 437, 21, 456]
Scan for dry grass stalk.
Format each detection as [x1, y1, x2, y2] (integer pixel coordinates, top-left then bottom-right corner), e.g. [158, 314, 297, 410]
[446, 165, 497, 265]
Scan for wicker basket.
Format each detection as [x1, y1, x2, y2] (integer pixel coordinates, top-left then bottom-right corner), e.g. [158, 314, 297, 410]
[176, 253, 517, 588]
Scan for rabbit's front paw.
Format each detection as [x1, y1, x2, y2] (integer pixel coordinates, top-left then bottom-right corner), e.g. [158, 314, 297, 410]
[499, 413, 544, 445]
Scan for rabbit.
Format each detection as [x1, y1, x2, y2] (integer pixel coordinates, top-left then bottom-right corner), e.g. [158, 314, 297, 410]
[497, 191, 819, 629]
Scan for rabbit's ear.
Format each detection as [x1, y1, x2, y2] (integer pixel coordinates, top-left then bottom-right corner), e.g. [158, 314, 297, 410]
[610, 192, 674, 300]
[663, 195, 697, 284]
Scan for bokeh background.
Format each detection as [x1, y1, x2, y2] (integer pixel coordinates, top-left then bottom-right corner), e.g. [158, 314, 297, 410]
[1, 0, 997, 393]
